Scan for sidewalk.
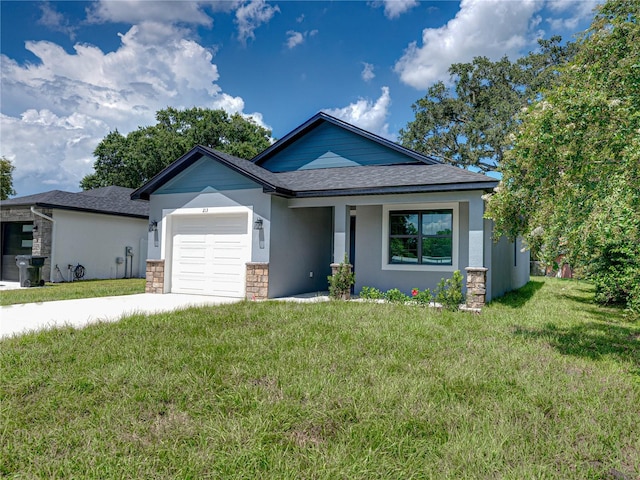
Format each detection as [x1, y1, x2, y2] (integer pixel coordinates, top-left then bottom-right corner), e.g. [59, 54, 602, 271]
[0, 291, 241, 339]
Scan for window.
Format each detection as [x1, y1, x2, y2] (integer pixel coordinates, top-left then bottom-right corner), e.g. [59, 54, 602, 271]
[389, 209, 453, 265]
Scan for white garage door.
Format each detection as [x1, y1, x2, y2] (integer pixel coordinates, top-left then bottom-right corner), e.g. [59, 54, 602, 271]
[171, 213, 250, 297]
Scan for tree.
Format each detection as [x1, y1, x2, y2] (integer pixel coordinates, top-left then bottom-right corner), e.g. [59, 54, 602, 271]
[81, 108, 272, 190]
[485, 0, 640, 313]
[399, 37, 576, 171]
[0, 157, 16, 199]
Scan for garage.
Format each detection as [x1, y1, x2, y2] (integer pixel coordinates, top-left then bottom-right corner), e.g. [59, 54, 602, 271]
[170, 211, 251, 297]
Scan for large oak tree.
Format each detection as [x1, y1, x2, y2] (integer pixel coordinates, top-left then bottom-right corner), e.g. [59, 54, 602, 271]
[81, 108, 272, 190]
[399, 37, 576, 172]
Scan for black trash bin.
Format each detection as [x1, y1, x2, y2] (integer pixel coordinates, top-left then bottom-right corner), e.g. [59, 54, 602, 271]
[15, 255, 47, 287]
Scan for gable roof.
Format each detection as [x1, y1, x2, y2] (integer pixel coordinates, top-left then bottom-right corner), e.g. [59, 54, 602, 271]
[2, 186, 148, 218]
[132, 113, 498, 201]
[132, 146, 497, 201]
[252, 112, 439, 167]
[131, 146, 295, 201]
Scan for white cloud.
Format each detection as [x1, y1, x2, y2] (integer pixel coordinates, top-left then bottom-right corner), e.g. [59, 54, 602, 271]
[286, 29, 318, 49]
[382, 0, 419, 19]
[545, 0, 599, 31]
[235, 0, 280, 45]
[286, 31, 305, 49]
[361, 62, 375, 82]
[1, 111, 109, 195]
[38, 2, 78, 40]
[0, 21, 266, 195]
[87, 0, 216, 26]
[394, 0, 544, 89]
[296, 14, 305, 23]
[323, 86, 394, 140]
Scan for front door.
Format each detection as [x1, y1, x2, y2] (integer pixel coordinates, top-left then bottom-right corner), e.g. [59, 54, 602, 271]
[1, 222, 34, 281]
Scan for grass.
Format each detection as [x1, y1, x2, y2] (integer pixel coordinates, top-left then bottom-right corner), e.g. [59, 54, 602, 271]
[0, 278, 145, 306]
[1, 278, 639, 479]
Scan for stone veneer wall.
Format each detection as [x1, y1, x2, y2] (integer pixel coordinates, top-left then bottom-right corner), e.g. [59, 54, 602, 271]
[0, 206, 53, 281]
[246, 262, 269, 300]
[146, 260, 165, 293]
[465, 267, 488, 309]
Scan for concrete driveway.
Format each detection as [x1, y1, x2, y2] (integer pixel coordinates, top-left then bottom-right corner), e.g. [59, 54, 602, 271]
[0, 290, 241, 339]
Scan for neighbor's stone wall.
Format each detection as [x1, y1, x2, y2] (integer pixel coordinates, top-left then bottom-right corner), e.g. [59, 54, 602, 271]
[146, 260, 165, 294]
[0, 206, 53, 281]
[246, 262, 269, 300]
[0, 206, 34, 223]
[465, 267, 488, 309]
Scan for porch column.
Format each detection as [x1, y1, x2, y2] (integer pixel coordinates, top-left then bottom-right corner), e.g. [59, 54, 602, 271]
[333, 203, 349, 264]
[468, 197, 485, 268]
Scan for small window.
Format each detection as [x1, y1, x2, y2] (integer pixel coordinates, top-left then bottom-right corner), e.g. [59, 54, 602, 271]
[389, 210, 453, 265]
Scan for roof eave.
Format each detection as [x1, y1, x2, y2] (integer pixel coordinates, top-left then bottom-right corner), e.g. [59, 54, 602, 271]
[33, 203, 148, 219]
[287, 181, 499, 198]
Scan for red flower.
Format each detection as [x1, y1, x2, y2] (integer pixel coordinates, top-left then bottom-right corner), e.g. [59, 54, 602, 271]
[411, 288, 419, 297]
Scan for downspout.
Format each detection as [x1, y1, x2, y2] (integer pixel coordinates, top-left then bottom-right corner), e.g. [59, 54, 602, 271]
[30, 206, 56, 282]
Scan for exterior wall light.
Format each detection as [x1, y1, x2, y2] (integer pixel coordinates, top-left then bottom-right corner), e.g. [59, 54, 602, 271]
[254, 218, 263, 230]
[149, 221, 159, 247]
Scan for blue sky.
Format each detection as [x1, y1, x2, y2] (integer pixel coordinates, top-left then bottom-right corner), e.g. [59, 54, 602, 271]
[1, 0, 599, 197]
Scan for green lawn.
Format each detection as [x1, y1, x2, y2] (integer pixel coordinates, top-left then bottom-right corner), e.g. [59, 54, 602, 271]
[0, 278, 145, 305]
[1, 278, 638, 479]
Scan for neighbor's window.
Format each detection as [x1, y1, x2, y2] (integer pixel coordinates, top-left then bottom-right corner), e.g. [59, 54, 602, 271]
[389, 210, 453, 265]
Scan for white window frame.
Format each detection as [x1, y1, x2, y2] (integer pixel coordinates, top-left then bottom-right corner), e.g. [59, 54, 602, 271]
[382, 202, 459, 272]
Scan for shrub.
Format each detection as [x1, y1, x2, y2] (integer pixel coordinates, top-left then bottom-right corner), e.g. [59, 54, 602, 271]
[328, 255, 355, 300]
[411, 287, 433, 306]
[435, 270, 464, 311]
[384, 288, 409, 303]
[359, 286, 384, 300]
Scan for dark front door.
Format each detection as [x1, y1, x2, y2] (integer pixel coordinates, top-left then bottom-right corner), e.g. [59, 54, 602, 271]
[1, 222, 34, 281]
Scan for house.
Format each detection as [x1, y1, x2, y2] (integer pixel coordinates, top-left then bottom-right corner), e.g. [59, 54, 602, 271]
[132, 113, 529, 307]
[1, 186, 149, 282]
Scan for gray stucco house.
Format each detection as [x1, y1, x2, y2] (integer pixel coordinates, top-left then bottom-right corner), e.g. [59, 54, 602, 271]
[132, 112, 529, 306]
[1, 186, 149, 283]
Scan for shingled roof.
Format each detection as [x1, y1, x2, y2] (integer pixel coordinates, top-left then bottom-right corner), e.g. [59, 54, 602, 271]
[132, 147, 497, 200]
[274, 163, 498, 197]
[2, 186, 148, 218]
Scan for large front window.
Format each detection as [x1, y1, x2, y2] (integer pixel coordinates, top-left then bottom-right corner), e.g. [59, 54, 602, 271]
[389, 210, 453, 265]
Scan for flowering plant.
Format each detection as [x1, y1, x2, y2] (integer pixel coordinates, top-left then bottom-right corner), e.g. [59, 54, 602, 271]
[411, 287, 433, 306]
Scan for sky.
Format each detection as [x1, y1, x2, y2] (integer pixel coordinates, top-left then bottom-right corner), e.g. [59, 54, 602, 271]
[1, 0, 599, 197]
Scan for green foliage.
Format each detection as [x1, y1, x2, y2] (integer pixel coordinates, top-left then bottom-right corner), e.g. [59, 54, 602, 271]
[485, 0, 640, 312]
[435, 270, 464, 311]
[359, 286, 384, 300]
[0, 279, 145, 306]
[0, 156, 16, 199]
[384, 288, 410, 303]
[400, 37, 575, 172]
[411, 287, 433, 306]
[327, 256, 355, 300]
[80, 107, 272, 190]
[2, 279, 639, 479]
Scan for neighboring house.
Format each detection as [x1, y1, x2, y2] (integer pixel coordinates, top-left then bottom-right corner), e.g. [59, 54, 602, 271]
[1, 186, 149, 282]
[132, 112, 529, 306]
